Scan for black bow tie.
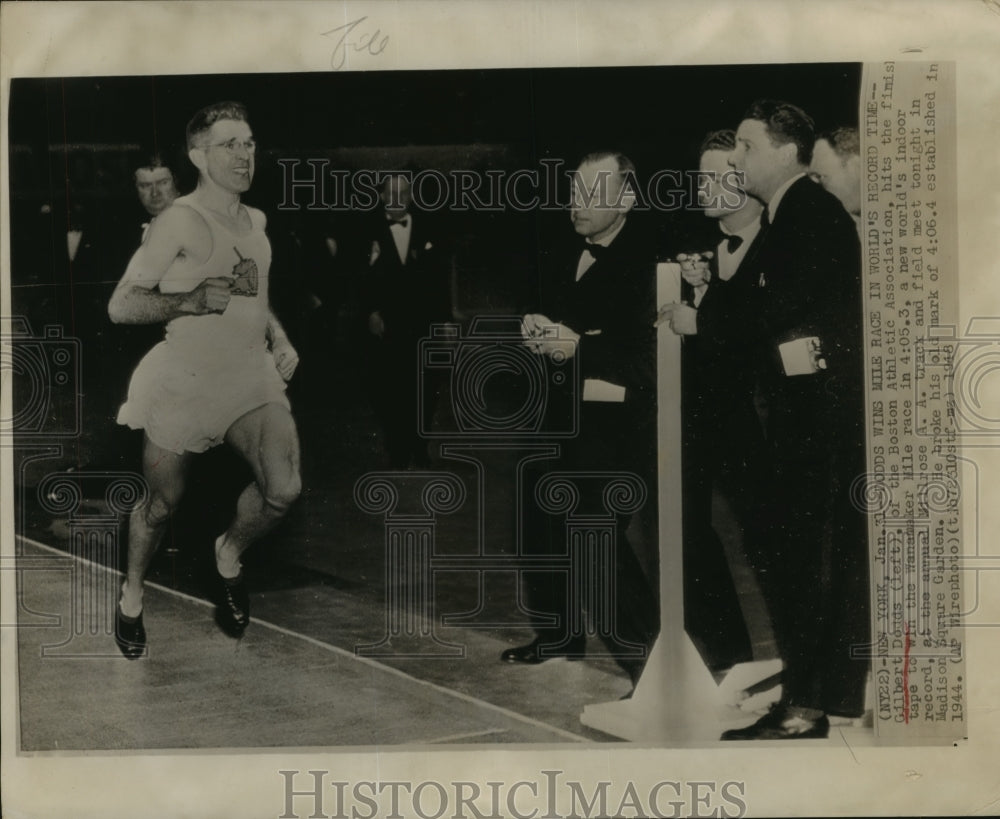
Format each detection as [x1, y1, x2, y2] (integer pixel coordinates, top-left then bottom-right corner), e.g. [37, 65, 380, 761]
[723, 233, 744, 254]
[388, 216, 410, 228]
[582, 242, 608, 260]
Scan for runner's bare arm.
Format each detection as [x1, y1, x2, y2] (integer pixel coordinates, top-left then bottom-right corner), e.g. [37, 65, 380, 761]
[267, 310, 299, 382]
[266, 311, 290, 346]
[108, 206, 230, 324]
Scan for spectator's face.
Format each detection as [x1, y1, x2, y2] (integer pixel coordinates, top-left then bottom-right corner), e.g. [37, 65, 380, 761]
[570, 157, 631, 241]
[381, 176, 412, 217]
[196, 119, 255, 194]
[135, 167, 178, 216]
[699, 148, 747, 219]
[810, 139, 861, 216]
[731, 119, 793, 200]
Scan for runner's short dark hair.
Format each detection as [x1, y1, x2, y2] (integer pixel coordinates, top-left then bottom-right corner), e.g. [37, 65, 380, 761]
[186, 101, 249, 149]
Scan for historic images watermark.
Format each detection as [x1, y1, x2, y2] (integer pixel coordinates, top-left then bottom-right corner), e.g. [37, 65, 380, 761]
[277, 770, 748, 819]
[277, 161, 748, 214]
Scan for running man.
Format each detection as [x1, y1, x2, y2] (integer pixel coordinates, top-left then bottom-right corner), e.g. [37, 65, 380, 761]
[109, 101, 301, 658]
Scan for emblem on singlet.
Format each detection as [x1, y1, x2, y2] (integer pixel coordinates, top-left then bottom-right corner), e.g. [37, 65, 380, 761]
[230, 246, 259, 296]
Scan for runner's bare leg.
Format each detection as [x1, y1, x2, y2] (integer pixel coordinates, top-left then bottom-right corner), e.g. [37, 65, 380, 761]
[120, 436, 192, 616]
[215, 402, 301, 576]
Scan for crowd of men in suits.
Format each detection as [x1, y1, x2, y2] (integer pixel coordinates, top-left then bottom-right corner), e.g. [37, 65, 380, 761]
[498, 102, 868, 741]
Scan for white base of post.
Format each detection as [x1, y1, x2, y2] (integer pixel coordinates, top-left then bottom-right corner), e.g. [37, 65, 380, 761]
[716, 658, 783, 708]
[581, 654, 784, 742]
[580, 632, 721, 742]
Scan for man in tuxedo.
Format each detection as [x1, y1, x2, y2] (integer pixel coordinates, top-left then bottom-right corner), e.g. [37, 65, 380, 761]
[362, 172, 451, 468]
[810, 127, 862, 232]
[665, 129, 766, 675]
[500, 152, 659, 688]
[681, 100, 868, 739]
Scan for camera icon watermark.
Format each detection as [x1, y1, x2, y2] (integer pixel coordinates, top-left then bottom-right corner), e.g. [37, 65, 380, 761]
[418, 316, 579, 439]
[362, 317, 649, 661]
[0, 318, 81, 440]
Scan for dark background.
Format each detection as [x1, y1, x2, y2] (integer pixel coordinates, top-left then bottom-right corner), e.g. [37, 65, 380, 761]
[8, 64, 861, 200]
[8, 64, 860, 283]
[7, 62, 860, 632]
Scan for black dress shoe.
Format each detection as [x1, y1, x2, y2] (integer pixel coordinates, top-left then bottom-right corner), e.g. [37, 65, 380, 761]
[500, 637, 586, 664]
[721, 706, 829, 740]
[114, 605, 147, 660]
[215, 572, 250, 637]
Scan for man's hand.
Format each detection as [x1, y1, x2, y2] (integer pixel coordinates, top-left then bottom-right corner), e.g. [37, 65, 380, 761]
[272, 337, 300, 381]
[184, 277, 233, 315]
[677, 251, 712, 288]
[522, 313, 579, 359]
[368, 311, 385, 338]
[655, 302, 698, 335]
[520, 313, 549, 341]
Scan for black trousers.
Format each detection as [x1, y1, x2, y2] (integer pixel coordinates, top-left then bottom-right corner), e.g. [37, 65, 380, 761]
[681, 395, 764, 673]
[520, 401, 659, 678]
[750, 380, 871, 717]
[367, 331, 439, 468]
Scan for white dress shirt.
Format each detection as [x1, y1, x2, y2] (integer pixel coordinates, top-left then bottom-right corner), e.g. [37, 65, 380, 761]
[691, 216, 761, 307]
[66, 230, 83, 262]
[388, 214, 412, 264]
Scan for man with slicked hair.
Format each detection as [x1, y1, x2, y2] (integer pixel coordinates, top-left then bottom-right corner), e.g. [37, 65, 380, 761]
[109, 101, 301, 657]
[684, 101, 869, 738]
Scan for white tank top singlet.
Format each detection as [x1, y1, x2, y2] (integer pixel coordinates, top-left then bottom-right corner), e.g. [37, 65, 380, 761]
[157, 194, 273, 365]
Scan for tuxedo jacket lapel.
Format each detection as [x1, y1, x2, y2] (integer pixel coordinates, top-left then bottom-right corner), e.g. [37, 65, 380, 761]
[736, 219, 767, 280]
